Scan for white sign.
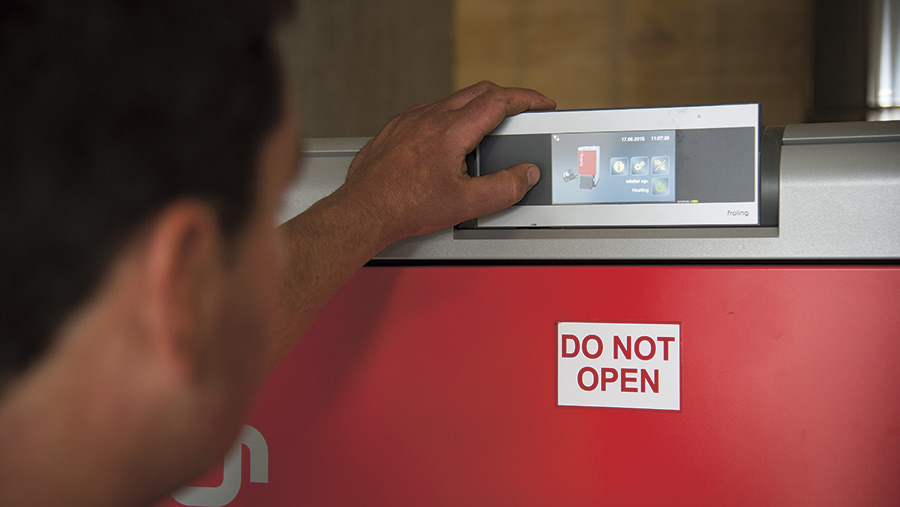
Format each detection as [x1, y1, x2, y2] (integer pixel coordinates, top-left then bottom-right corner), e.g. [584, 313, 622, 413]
[558, 322, 681, 411]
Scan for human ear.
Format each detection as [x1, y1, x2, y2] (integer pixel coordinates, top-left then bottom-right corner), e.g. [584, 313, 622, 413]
[142, 200, 227, 382]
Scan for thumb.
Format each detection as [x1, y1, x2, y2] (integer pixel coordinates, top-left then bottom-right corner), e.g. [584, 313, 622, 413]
[462, 163, 541, 218]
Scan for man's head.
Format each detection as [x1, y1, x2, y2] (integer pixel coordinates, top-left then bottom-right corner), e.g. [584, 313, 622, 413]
[0, 0, 298, 504]
[1, 0, 290, 382]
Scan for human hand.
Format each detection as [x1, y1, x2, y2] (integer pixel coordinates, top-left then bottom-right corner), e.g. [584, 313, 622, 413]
[343, 81, 556, 244]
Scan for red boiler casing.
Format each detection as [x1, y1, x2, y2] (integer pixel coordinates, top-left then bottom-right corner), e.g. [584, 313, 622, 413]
[157, 122, 900, 507]
[158, 266, 900, 506]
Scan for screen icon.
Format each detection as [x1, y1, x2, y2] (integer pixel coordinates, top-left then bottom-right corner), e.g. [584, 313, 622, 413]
[651, 156, 670, 175]
[577, 146, 600, 189]
[610, 157, 628, 176]
[631, 156, 649, 175]
[652, 177, 670, 196]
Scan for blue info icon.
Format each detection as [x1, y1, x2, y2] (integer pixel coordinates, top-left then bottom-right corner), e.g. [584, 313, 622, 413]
[610, 157, 628, 176]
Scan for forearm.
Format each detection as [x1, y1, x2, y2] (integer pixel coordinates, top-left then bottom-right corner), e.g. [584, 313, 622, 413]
[268, 182, 392, 371]
[265, 81, 554, 373]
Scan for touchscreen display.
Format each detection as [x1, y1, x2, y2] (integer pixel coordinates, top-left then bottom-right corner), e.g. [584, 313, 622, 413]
[470, 104, 760, 228]
[551, 131, 676, 204]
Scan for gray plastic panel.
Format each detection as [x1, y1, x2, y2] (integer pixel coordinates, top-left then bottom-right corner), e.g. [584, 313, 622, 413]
[282, 124, 900, 261]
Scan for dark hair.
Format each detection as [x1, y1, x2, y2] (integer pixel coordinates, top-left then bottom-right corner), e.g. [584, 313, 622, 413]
[0, 0, 293, 381]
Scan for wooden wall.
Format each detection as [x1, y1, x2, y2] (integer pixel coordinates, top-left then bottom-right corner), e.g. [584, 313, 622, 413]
[280, 0, 453, 138]
[279, 0, 814, 137]
[454, 0, 814, 126]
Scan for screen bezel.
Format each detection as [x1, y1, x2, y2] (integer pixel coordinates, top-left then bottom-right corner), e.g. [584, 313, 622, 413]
[468, 104, 764, 229]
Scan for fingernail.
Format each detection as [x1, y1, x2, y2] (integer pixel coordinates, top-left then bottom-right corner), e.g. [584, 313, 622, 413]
[526, 165, 541, 186]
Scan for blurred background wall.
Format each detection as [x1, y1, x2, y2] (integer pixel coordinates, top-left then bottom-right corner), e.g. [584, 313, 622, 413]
[455, 0, 812, 127]
[283, 0, 880, 138]
[281, 0, 453, 138]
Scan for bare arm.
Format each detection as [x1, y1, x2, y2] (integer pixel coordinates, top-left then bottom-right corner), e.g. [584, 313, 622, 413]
[269, 82, 555, 370]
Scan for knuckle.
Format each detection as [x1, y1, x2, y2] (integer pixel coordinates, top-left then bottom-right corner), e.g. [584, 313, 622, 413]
[484, 91, 512, 111]
[385, 111, 407, 130]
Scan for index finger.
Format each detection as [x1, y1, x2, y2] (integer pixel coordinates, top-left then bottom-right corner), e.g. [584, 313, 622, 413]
[451, 86, 556, 153]
[439, 80, 501, 110]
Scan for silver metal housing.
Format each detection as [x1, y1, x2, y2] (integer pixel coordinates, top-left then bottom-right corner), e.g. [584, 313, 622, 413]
[280, 121, 900, 261]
